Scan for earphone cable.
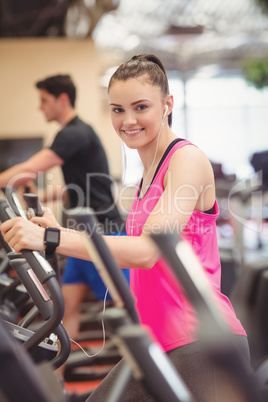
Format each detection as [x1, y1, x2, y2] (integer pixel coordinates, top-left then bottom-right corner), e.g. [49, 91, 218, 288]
[69, 287, 109, 358]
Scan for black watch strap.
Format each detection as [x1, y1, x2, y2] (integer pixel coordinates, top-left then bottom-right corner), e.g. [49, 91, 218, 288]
[44, 227, 60, 258]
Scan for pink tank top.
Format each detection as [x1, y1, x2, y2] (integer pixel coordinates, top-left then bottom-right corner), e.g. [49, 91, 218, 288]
[126, 139, 246, 352]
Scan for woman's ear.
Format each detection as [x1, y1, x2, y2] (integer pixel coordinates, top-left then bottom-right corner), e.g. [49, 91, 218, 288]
[165, 94, 174, 114]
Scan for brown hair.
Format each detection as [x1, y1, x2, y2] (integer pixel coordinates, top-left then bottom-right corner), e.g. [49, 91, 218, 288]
[36, 74, 76, 107]
[108, 54, 172, 126]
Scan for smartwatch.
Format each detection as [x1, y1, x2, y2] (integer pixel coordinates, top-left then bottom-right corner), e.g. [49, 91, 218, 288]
[44, 227, 60, 258]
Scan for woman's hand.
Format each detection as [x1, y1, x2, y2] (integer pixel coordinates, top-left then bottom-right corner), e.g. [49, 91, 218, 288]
[30, 207, 60, 228]
[0, 217, 45, 253]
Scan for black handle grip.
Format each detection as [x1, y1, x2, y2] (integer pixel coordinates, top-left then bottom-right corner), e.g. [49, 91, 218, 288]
[23, 193, 43, 217]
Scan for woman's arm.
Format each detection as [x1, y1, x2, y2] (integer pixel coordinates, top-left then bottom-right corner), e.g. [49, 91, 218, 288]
[0, 217, 160, 269]
[29, 209, 160, 268]
[0, 145, 215, 270]
[54, 145, 214, 268]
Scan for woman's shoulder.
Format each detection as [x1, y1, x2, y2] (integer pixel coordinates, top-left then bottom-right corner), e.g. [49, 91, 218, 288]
[170, 140, 207, 164]
[168, 141, 214, 183]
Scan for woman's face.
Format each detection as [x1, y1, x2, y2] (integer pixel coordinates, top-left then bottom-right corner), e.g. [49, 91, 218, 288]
[108, 77, 165, 150]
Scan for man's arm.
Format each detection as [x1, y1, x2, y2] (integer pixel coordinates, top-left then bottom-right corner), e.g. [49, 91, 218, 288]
[0, 148, 64, 189]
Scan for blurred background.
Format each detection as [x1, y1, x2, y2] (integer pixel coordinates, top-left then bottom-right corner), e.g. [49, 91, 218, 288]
[1, 0, 268, 288]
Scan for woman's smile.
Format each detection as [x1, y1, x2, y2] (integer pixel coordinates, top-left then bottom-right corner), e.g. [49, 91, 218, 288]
[122, 128, 144, 137]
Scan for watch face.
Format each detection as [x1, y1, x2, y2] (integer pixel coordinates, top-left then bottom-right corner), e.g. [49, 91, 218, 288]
[46, 230, 60, 244]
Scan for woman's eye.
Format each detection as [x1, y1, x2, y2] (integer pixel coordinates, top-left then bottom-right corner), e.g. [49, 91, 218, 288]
[112, 107, 123, 114]
[137, 105, 147, 111]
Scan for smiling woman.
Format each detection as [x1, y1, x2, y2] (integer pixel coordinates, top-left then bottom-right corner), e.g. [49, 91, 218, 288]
[108, 55, 174, 189]
[1, 53, 251, 402]
[109, 81, 170, 152]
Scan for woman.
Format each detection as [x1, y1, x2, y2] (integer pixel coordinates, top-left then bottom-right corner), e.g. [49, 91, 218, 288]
[1, 54, 250, 401]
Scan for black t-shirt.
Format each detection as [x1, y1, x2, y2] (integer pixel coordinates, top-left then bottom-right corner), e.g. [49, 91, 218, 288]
[50, 116, 124, 233]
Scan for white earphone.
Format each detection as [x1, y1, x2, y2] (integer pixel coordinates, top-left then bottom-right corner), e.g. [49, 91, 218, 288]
[161, 105, 168, 125]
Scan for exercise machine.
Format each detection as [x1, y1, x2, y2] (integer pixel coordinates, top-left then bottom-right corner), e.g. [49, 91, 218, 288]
[0, 188, 121, 400]
[66, 207, 196, 402]
[0, 196, 70, 368]
[0, 193, 74, 401]
[151, 232, 263, 402]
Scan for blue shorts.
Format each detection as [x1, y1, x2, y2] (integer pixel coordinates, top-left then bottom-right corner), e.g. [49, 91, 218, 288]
[62, 233, 129, 301]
